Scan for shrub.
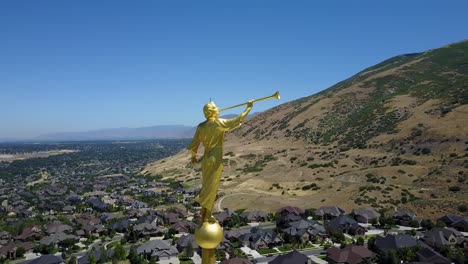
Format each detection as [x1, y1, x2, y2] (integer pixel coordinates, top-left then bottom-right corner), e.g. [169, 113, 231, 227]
[449, 186, 461, 192]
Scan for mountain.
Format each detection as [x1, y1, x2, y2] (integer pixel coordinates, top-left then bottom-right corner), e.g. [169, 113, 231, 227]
[32, 113, 259, 142]
[35, 125, 195, 141]
[143, 40, 468, 219]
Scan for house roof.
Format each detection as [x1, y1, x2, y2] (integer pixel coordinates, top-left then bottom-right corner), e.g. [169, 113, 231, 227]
[277, 206, 304, 215]
[416, 247, 451, 264]
[18, 255, 64, 264]
[241, 210, 268, 220]
[176, 234, 199, 249]
[327, 245, 374, 264]
[375, 234, 418, 251]
[288, 219, 312, 229]
[136, 240, 178, 256]
[46, 222, 72, 234]
[220, 257, 252, 264]
[315, 206, 345, 216]
[437, 214, 465, 225]
[269, 250, 308, 264]
[39, 233, 78, 245]
[352, 208, 380, 220]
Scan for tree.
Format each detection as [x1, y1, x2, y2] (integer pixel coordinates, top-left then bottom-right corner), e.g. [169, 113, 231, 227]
[68, 256, 77, 264]
[420, 219, 434, 230]
[356, 237, 365, 246]
[184, 242, 194, 258]
[113, 243, 127, 261]
[409, 220, 419, 228]
[88, 254, 97, 264]
[215, 249, 226, 261]
[99, 247, 109, 264]
[16, 247, 26, 258]
[128, 247, 142, 264]
[380, 249, 399, 264]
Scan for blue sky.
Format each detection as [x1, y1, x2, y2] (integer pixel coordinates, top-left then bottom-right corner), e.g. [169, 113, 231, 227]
[1, 1, 467, 139]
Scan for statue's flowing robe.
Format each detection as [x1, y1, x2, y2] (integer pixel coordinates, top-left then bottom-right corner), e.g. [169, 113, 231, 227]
[187, 115, 245, 211]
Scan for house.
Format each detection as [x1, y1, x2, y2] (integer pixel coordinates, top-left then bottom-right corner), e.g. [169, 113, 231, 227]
[220, 257, 252, 264]
[315, 206, 345, 220]
[326, 215, 366, 236]
[39, 233, 78, 247]
[268, 250, 308, 264]
[239, 227, 283, 250]
[0, 231, 11, 241]
[214, 209, 236, 226]
[277, 206, 304, 216]
[75, 214, 101, 226]
[374, 234, 419, 253]
[241, 210, 268, 222]
[437, 214, 465, 227]
[416, 247, 451, 264]
[137, 215, 164, 225]
[393, 210, 420, 226]
[176, 234, 199, 253]
[100, 212, 124, 223]
[136, 239, 179, 261]
[422, 228, 465, 249]
[224, 229, 251, 243]
[276, 213, 302, 229]
[78, 249, 115, 264]
[133, 223, 165, 238]
[171, 220, 196, 234]
[110, 219, 132, 232]
[326, 245, 375, 264]
[87, 197, 108, 211]
[0, 243, 17, 259]
[351, 208, 380, 224]
[280, 219, 318, 244]
[45, 222, 72, 235]
[15, 225, 42, 241]
[452, 218, 468, 232]
[18, 254, 64, 264]
[62, 206, 75, 214]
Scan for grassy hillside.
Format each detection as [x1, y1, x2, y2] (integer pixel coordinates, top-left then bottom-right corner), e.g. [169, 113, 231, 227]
[143, 40, 468, 219]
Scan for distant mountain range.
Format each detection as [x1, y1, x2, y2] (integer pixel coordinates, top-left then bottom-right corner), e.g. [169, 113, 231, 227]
[34, 125, 196, 141]
[14, 114, 255, 142]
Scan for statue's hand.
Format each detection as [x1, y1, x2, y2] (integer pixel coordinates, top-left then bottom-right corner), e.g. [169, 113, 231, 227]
[247, 100, 253, 108]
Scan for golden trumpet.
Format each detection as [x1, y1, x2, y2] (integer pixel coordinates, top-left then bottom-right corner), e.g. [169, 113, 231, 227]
[219, 91, 280, 112]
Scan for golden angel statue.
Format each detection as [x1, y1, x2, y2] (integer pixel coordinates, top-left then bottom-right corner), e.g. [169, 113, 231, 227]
[187, 100, 253, 222]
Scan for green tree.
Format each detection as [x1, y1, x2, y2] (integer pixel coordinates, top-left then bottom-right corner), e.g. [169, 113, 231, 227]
[68, 256, 77, 264]
[380, 249, 399, 264]
[356, 237, 365, 246]
[16, 247, 26, 258]
[215, 249, 226, 261]
[184, 242, 194, 258]
[88, 254, 97, 264]
[128, 247, 142, 264]
[99, 247, 109, 264]
[113, 244, 127, 261]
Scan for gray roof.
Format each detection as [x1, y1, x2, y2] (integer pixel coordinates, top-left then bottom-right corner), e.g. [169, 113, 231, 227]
[352, 208, 380, 220]
[18, 255, 64, 264]
[375, 234, 418, 251]
[136, 239, 178, 257]
[315, 206, 345, 216]
[40, 233, 78, 245]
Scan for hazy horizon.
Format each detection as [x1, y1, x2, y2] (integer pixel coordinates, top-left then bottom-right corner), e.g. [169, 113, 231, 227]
[2, 1, 468, 138]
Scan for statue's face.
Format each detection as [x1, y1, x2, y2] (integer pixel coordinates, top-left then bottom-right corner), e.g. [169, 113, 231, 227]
[203, 102, 219, 119]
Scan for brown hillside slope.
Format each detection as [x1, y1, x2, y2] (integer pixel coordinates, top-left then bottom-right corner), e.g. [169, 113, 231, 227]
[144, 40, 468, 219]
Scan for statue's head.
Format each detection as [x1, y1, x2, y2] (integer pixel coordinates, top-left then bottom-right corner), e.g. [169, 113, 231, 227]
[203, 101, 219, 119]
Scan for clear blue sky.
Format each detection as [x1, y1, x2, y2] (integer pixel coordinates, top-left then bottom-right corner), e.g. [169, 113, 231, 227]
[1, 0, 467, 139]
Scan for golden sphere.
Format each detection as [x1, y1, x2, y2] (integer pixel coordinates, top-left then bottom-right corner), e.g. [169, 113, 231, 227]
[195, 221, 223, 249]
